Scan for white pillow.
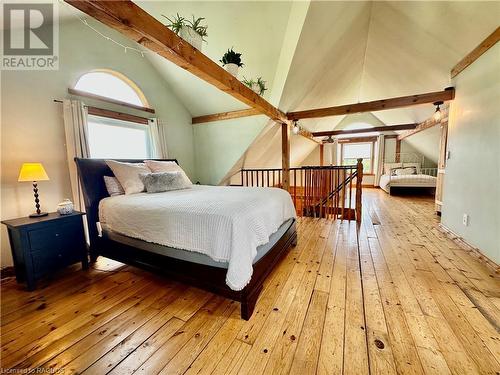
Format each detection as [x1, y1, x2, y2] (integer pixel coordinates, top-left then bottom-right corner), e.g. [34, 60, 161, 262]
[403, 162, 421, 174]
[144, 160, 192, 186]
[384, 163, 402, 175]
[105, 160, 151, 195]
[104, 176, 124, 196]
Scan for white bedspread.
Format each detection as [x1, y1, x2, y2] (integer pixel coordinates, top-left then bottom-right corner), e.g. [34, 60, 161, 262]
[99, 185, 296, 291]
[379, 174, 437, 193]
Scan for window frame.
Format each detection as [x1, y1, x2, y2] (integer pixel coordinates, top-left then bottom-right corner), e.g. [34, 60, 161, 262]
[87, 114, 153, 159]
[340, 140, 375, 175]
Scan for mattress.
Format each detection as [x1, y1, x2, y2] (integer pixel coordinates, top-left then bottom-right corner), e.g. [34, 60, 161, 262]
[380, 174, 437, 193]
[98, 185, 297, 290]
[101, 218, 294, 269]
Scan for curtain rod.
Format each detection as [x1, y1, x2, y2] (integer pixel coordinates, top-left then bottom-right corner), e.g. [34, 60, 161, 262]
[53, 99, 151, 125]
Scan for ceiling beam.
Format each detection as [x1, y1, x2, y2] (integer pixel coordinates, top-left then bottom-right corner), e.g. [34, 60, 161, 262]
[451, 26, 500, 79]
[192, 108, 261, 124]
[312, 123, 417, 137]
[397, 107, 448, 141]
[287, 88, 455, 121]
[65, 0, 287, 123]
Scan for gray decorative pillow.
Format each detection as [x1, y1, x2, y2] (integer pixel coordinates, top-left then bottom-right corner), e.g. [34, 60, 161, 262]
[104, 176, 125, 196]
[139, 171, 189, 193]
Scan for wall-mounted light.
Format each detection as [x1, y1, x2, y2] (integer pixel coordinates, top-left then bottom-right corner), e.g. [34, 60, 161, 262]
[433, 101, 444, 121]
[292, 120, 300, 135]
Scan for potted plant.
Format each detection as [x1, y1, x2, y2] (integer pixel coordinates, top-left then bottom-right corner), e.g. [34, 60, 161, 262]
[163, 13, 207, 51]
[242, 77, 267, 96]
[220, 48, 244, 77]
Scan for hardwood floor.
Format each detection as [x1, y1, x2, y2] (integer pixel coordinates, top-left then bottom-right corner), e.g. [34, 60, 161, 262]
[1, 189, 499, 374]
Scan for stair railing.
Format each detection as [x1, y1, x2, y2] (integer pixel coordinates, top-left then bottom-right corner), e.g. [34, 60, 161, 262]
[237, 159, 363, 222]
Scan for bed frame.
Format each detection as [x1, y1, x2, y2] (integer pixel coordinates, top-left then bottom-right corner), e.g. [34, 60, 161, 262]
[75, 158, 297, 320]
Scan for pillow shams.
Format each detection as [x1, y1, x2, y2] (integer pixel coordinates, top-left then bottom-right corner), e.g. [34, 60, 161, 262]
[105, 160, 151, 195]
[104, 176, 125, 196]
[394, 167, 417, 176]
[139, 171, 190, 193]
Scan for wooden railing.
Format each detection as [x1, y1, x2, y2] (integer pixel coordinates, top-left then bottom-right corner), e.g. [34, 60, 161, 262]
[237, 159, 363, 222]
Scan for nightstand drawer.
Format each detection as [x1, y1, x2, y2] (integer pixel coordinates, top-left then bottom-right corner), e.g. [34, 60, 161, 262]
[31, 249, 80, 278]
[28, 221, 82, 252]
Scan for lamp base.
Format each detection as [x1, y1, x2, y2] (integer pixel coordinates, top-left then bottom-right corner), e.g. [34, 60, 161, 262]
[29, 212, 48, 218]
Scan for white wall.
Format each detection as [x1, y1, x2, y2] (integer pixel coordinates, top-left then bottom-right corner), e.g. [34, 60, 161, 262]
[441, 43, 500, 263]
[1, 20, 195, 266]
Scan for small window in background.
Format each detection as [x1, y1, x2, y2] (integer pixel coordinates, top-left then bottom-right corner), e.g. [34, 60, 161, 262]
[342, 142, 373, 173]
[87, 115, 151, 159]
[75, 70, 147, 107]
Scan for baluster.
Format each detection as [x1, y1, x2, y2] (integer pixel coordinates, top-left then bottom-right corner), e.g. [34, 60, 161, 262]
[355, 158, 363, 223]
[349, 167, 353, 220]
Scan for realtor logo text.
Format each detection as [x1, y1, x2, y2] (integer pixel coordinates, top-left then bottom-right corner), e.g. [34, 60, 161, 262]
[1, 1, 59, 70]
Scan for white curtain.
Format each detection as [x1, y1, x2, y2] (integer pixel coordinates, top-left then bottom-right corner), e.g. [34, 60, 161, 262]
[63, 99, 89, 211]
[149, 118, 169, 158]
[375, 134, 385, 186]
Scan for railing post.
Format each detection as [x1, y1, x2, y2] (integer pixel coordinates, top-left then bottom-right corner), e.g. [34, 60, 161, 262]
[356, 158, 363, 223]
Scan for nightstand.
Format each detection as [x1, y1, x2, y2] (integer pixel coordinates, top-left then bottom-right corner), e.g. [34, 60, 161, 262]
[2, 211, 88, 290]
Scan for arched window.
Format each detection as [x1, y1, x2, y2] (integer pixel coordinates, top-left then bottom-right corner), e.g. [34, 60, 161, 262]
[74, 70, 153, 159]
[74, 69, 149, 107]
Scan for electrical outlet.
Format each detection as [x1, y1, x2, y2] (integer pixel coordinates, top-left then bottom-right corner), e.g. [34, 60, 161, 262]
[462, 214, 469, 226]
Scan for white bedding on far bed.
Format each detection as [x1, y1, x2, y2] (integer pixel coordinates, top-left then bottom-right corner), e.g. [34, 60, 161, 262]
[98, 185, 296, 291]
[379, 174, 437, 193]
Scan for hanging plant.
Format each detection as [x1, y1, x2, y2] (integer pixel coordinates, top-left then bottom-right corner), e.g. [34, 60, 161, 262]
[162, 13, 207, 50]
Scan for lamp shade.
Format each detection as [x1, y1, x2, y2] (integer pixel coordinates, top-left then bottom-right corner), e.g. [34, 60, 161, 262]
[18, 163, 50, 182]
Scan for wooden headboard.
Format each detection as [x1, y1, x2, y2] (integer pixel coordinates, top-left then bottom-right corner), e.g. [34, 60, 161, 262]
[74, 158, 178, 249]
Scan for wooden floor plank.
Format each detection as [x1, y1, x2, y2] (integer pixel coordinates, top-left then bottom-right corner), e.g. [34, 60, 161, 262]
[2, 189, 499, 374]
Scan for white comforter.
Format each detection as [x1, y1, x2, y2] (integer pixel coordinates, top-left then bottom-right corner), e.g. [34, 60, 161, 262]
[379, 174, 437, 193]
[99, 185, 296, 291]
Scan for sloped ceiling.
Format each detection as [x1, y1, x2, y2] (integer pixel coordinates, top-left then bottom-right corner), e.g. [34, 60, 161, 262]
[233, 0, 499, 177]
[284, 1, 499, 132]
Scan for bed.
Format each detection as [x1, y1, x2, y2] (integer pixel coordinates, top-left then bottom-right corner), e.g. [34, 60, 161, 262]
[380, 159, 437, 194]
[75, 158, 298, 320]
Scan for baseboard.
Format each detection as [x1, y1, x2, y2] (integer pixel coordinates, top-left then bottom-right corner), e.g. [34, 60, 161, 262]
[438, 224, 499, 274]
[0, 266, 16, 279]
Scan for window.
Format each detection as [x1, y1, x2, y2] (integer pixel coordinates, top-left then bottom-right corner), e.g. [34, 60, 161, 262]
[87, 115, 151, 159]
[341, 142, 373, 173]
[75, 70, 148, 107]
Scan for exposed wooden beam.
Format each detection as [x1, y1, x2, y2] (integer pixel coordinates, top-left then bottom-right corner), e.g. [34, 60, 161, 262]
[319, 144, 324, 166]
[397, 107, 449, 141]
[451, 27, 500, 79]
[66, 0, 287, 123]
[287, 88, 455, 121]
[312, 123, 417, 137]
[192, 108, 261, 124]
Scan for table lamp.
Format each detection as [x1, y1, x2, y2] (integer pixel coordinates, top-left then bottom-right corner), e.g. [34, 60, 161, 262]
[18, 163, 50, 218]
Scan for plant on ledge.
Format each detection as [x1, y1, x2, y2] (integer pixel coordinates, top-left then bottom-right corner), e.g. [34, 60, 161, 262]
[163, 13, 207, 51]
[242, 76, 267, 96]
[220, 48, 244, 77]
